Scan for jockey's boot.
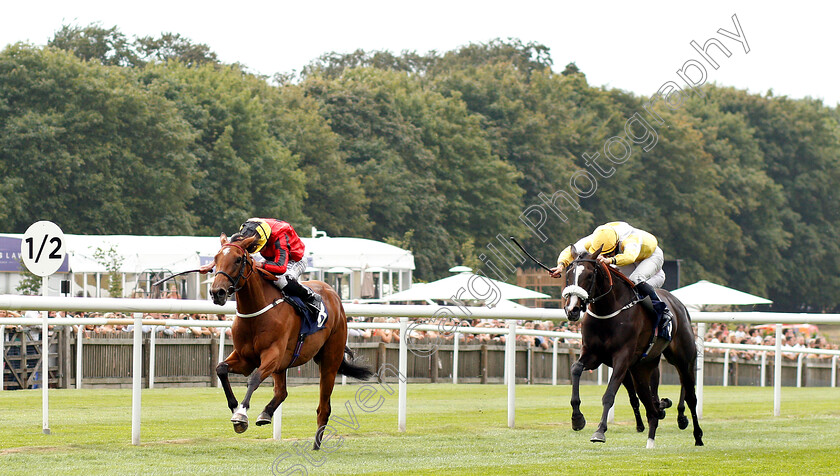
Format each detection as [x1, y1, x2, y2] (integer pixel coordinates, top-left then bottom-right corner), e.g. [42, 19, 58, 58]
[659, 307, 673, 341]
[635, 281, 672, 342]
[283, 277, 327, 325]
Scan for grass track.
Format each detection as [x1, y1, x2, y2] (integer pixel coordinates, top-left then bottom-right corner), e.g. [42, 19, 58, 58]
[1, 384, 838, 475]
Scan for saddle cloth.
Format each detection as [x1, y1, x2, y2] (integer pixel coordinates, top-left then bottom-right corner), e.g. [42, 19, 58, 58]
[283, 294, 328, 337]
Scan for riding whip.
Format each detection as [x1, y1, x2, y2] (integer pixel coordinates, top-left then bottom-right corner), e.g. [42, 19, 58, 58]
[509, 237, 553, 273]
[152, 269, 203, 287]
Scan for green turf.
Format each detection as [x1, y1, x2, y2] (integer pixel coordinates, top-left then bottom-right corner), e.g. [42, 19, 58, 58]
[1, 383, 838, 475]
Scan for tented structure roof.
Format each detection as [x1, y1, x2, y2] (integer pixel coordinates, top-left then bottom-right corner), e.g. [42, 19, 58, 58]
[0, 234, 414, 274]
[671, 280, 772, 308]
[383, 271, 549, 304]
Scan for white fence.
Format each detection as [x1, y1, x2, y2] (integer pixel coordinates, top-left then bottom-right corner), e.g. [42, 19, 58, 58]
[1, 295, 839, 445]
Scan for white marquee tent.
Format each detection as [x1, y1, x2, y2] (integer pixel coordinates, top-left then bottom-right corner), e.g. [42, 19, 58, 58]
[0, 233, 414, 300]
[671, 279, 772, 310]
[383, 269, 549, 305]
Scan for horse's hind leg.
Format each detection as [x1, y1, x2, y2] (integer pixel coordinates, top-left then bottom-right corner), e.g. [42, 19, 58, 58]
[570, 352, 599, 432]
[677, 385, 688, 429]
[675, 359, 704, 445]
[313, 339, 344, 450]
[257, 370, 288, 426]
[622, 375, 645, 433]
[649, 366, 671, 420]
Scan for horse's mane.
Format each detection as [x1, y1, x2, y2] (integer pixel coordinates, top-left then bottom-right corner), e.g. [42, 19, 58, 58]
[573, 251, 636, 289]
[229, 232, 259, 253]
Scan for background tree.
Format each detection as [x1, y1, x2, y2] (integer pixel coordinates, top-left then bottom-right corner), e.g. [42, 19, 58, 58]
[93, 246, 125, 297]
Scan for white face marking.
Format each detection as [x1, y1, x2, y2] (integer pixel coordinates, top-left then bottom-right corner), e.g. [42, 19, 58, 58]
[574, 265, 584, 287]
[566, 295, 579, 312]
[222, 248, 231, 256]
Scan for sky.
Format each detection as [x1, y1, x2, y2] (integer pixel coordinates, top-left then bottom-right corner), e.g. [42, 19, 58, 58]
[2, 1, 839, 106]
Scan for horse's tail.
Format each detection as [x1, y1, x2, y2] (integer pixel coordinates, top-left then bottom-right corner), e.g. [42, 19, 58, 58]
[338, 346, 374, 380]
[336, 303, 374, 380]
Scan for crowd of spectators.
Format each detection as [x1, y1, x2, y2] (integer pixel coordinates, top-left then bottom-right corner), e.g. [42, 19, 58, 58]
[1, 310, 233, 339]
[347, 315, 582, 349]
[703, 323, 839, 360]
[2, 307, 838, 361]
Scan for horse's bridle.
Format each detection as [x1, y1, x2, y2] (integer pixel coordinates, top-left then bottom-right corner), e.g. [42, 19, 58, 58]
[215, 242, 254, 294]
[561, 258, 615, 307]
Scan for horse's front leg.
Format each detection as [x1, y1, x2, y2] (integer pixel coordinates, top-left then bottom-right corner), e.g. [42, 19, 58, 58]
[232, 347, 283, 433]
[629, 361, 661, 448]
[591, 352, 632, 443]
[217, 350, 255, 433]
[257, 370, 288, 426]
[570, 352, 600, 431]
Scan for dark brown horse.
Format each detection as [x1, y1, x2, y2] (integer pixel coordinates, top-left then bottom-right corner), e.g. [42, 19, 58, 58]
[208, 233, 372, 449]
[562, 248, 703, 447]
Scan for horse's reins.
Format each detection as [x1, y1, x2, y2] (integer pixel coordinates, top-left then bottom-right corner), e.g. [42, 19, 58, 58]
[221, 242, 305, 364]
[216, 242, 254, 295]
[567, 258, 642, 319]
[216, 242, 289, 319]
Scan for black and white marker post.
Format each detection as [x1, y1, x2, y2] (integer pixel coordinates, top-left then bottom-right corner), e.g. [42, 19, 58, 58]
[21, 220, 67, 435]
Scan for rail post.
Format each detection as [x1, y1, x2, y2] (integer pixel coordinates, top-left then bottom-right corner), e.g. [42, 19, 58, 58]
[149, 327, 157, 389]
[696, 322, 705, 419]
[452, 331, 459, 384]
[506, 319, 516, 428]
[76, 325, 84, 389]
[774, 324, 782, 416]
[760, 352, 767, 387]
[131, 312, 143, 445]
[0, 325, 4, 391]
[41, 306, 50, 435]
[723, 349, 730, 387]
[796, 353, 805, 388]
[398, 317, 407, 432]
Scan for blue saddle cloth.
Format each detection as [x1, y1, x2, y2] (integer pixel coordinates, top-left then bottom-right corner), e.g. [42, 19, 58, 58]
[283, 294, 328, 337]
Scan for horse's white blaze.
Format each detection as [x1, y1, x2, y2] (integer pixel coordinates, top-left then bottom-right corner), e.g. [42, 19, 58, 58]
[222, 248, 231, 256]
[646, 438, 655, 449]
[574, 265, 584, 287]
[566, 295, 579, 311]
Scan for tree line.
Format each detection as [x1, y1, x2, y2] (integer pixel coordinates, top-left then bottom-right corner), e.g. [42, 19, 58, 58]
[1, 24, 838, 311]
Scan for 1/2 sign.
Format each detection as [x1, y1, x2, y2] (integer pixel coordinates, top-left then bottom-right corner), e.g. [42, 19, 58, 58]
[21, 221, 66, 277]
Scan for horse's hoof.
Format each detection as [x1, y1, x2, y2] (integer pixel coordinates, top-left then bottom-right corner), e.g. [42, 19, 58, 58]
[646, 438, 655, 449]
[636, 423, 645, 433]
[677, 415, 689, 430]
[232, 421, 248, 434]
[695, 440, 704, 446]
[660, 398, 672, 409]
[256, 412, 272, 426]
[590, 431, 606, 443]
[658, 409, 666, 420]
[571, 414, 586, 431]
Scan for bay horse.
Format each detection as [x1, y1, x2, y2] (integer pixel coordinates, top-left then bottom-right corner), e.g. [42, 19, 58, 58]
[562, 248, 703, 448]
[208, 233, 373, 449]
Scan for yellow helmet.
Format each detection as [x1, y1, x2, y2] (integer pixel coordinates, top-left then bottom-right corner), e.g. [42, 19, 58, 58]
[239, 218, 271, 252]
[589, 226, 619, 255]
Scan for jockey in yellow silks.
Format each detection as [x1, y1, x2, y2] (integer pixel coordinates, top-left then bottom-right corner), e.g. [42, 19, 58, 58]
[551, 221, 672, 340]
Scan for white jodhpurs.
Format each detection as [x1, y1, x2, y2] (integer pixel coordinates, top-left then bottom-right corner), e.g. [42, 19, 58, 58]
[273, 260, 307, 289]
[618, 247, 666, 288]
